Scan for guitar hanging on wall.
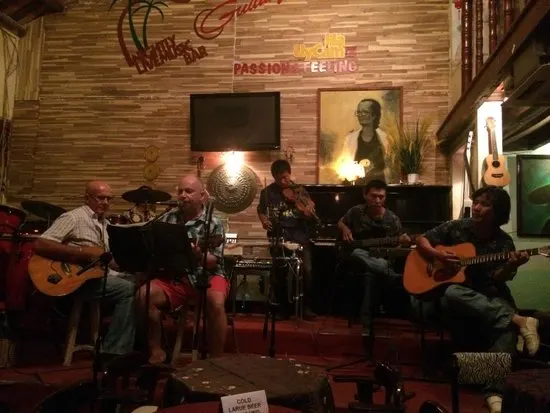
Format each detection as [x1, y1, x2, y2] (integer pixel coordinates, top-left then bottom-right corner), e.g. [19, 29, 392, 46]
[482, 116, 510, 187]
[462, 131, 476, 218]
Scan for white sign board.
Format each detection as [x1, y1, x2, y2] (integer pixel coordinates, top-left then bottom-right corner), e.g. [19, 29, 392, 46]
[220, 390, 269, 413]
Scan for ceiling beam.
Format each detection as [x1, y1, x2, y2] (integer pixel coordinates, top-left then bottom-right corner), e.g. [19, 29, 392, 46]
[0, 11, 27, 38]
[40, 0, 65, 13]
[437, 0, 550, 153]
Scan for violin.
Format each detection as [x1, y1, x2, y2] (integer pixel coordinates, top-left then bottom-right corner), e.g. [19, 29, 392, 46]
[282, 182, 319, 220]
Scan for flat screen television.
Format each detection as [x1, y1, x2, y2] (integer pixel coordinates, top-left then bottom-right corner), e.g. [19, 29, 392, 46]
[190, 91, 280, 152]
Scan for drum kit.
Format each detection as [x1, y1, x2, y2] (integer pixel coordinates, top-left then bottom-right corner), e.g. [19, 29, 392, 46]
[107, 186, 172, 225]
[0, 200, 67, 311]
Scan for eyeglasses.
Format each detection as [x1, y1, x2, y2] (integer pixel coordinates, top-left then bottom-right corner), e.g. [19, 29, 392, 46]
[87, 194, 114, 203]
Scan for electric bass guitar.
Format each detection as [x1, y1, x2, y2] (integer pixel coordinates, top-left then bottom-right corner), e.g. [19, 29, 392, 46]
[482, 117, 510, 187]
[315, 233, 419, 250]
[28, 253, 107, 297]
[403, 242, 550, 296]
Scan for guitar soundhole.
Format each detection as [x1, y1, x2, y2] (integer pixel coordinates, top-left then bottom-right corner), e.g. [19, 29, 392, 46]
[47, 274, 62, 285]
[491, 161, 500, 168]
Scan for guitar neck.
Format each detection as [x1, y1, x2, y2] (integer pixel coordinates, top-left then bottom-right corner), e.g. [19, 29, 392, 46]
[487, 122, 499, 160]
[354, 236, 400, 248]
[460, 247, 542, 266]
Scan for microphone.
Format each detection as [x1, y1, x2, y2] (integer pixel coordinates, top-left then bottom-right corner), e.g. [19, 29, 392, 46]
[154, 200, 182, 207]
[77, 252, 113, 275]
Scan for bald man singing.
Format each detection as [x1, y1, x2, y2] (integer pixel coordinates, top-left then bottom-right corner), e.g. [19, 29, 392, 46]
[34, 180, 136, 357]
[136, 175, 228, 363]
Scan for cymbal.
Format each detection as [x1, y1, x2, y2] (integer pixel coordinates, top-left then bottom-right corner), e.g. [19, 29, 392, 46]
[21, 200, 67, 221]
[122, 186, 171, 205]
[528, 184, 550, 205]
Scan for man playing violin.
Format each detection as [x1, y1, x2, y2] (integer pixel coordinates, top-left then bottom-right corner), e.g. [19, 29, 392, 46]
[337, 179, 411, 352]
[257, 159, 318, 320]
[136, 175, 228, 363]
[34, 180, 137, 358]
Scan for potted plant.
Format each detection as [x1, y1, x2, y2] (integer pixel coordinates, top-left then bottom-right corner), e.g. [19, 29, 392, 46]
[385, 117, 433, 184]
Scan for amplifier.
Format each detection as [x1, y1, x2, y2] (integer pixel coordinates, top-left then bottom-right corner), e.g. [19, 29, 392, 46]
[234, 258, 272, 270]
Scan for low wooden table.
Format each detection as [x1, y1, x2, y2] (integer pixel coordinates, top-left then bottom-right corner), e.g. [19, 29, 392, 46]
[157, 401, 300, 413]
[164, 354, 334, 413]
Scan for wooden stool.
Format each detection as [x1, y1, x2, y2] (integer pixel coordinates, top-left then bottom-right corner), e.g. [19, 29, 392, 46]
[63, 298, 100, 366]
[164, 354, 334, 412]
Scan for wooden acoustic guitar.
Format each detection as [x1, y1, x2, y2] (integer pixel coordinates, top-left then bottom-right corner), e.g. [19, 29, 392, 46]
[482, 117, 510, 187]
[28, 253, 107, 297]
[29, 234, 226, 297]
[403, 242, 550, 296]
[461, 131, 475, 218]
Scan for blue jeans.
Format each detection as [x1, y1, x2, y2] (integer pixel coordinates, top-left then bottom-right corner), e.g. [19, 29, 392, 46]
[78, 273, 137, 355]
[411, 284, 516, 397]
[349, 248, 401, 331]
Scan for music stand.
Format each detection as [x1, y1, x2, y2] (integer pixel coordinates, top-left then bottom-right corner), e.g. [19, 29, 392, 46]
[107, 220, 196, 359]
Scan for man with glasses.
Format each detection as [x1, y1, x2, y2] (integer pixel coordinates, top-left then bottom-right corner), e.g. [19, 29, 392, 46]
[340, 98, 389, 183]
[34, 180, 137, 358]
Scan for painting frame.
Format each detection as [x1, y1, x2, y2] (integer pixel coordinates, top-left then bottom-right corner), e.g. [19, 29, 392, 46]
[317, 86, 403, 185]
[517, 154, 550, 238]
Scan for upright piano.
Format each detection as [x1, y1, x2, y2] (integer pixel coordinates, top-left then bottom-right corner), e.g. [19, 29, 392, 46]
[304, 184, 452, 314]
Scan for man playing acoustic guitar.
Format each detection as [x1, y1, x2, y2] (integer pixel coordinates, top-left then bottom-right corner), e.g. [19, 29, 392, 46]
[338, 179, 412, 353]
[34, 180, 137, 358]
[136, 175, 228, 364]
[411, 186, 539, 413]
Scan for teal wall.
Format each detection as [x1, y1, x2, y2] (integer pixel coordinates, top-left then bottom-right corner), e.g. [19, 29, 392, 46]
[505, 155, 550, 311]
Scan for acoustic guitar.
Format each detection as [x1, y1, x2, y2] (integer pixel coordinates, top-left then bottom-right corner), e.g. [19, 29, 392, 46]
[28, 254, 107, 297]
[482, 117, 510, 187]
[403, 242, 550, 296]
[29, 234, 226, 297]
[461, 131, 475, 218]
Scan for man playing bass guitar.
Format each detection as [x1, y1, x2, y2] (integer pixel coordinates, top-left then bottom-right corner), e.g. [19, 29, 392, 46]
[411, 186, 539, 413]
[337, 179, 411, 351]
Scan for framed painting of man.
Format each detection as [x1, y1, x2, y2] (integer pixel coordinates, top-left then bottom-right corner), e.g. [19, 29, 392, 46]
[517, 155, 550, 237]
[317, 87, 403, 185]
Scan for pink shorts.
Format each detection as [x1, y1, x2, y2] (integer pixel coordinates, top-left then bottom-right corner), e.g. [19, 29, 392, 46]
[151, 275, 229, 312]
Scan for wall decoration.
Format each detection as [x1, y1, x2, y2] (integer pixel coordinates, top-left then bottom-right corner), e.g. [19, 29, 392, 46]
[194, 0, 284, 40]
[234, 33, 357, 76]
[517, 155, 550, 237]
[143, 145, 160, 182]
[317, 87, 402, 185]
[109, 0, 208, 74]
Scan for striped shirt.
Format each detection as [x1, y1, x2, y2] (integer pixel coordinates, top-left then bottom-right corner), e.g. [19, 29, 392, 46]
[160, 207, 225, 288]
[39, 205, 128, 277]
[40, 205, 108, 249]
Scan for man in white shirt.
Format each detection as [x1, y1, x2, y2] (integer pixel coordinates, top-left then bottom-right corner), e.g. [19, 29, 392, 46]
[34, 180, 136, 356]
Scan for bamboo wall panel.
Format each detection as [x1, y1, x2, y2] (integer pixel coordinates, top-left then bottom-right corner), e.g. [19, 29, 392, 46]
[8, 100, 39, 201]
[14, 18, 45, 101]
[8, 0, 451, 237]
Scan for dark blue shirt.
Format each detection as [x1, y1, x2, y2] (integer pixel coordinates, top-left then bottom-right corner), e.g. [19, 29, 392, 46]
[257, 183, 316, 244]
[423, 218, 516, 300]
[342, 205, 403, 239]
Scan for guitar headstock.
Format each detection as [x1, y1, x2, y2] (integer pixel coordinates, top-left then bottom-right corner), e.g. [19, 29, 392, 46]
[466, 131, 474, 150]
[538, 245, 550, 257]
[486, 117, 496, 132]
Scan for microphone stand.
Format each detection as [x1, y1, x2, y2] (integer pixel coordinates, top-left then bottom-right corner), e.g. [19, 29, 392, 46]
[79, 251, 113, 413]
[192, 200, 215, 361]
[263, 208, 281, 358]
